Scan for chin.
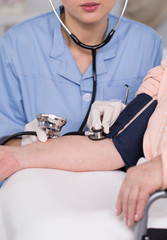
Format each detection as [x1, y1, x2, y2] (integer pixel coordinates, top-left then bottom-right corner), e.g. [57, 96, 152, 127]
[79, 14, 106, 25]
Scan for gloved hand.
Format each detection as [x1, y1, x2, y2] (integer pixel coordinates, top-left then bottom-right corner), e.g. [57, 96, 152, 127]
[87, 101, 126, 134]
[21, 119, 48, 146]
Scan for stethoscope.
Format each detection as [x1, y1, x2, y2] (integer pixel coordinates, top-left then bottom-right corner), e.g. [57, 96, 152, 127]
[49, 0, 129, 132]
[0, 0, 129, 145]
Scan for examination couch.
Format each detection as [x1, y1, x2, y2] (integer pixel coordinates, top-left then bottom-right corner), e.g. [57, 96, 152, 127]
[0, 166, 167, 240]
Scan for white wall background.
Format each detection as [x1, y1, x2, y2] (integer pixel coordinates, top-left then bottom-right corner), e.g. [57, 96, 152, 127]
[25, 0, 121, 15]
[25, 0, 61, 12]
[0, 0, 167, 47]
[25, 0, 167, 47]
[157, 20, 167, 48]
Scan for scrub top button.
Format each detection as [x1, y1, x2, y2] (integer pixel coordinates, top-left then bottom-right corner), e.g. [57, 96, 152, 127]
[83, 93, 91, 102]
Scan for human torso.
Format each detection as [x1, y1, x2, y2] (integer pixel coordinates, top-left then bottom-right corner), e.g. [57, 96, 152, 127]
[143, 59, 167, 159]
[0, 9, 163, 138]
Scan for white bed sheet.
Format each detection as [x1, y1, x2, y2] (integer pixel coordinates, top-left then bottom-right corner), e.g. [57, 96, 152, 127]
[0, 169, 166, 240]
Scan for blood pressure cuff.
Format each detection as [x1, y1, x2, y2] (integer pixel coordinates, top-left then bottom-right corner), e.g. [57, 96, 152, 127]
[105, 93, 157, 169]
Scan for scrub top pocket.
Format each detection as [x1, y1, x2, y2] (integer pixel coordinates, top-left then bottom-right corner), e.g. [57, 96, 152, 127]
[103, 77, 144, 104]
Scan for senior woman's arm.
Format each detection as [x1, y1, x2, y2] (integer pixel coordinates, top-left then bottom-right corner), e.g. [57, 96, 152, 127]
[136, 59, 167, 99]
[115, 60, 167, 226]
[115, 156, 163, 227]
[0, 135, 124, 183]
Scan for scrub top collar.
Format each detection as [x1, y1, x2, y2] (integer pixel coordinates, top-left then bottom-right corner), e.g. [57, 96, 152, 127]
[50, 6, 66, 60]
[50, 6, 117, 82]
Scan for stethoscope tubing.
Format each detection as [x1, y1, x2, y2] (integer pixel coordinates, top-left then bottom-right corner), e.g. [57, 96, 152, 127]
[0, 1, 129, 145]
[78, 49, 97, 131]
[49, 0, 128, 131]
[49, 0, 129, 41]
[0, 131, 37, 145]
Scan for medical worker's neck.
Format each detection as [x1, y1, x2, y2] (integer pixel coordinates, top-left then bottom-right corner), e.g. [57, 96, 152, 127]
[61, 13, 108, 74]
[62, 13, 108, 47]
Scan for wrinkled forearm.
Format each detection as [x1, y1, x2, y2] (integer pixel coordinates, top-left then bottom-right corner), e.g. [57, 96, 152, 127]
[13, 135, 124, 172]
[5, 139, 21, 146]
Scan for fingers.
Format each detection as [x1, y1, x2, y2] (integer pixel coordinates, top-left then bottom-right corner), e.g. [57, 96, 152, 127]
[102, 109, 114, 134]
[122, 186, 147, 226]
[116, 159, 164, 227]
[134, 189, 150, 222]
[115, 167, 141, 226]
[116, 182, 139, 226]
[24, 119, 38, 131]
[36, 127, 47, 142]
[22, 118, 48, 145]
[87, 101, 126, 134]
[121, 183, 131, 225]
[90, 108, 103, 130]
[87, 105, 102, 131]
[116, 176, 152, 226]
[126, 187, 139, 226]
[21, 135, 38, 146]
[102, 102, 126, 133]
[110, 103, 126, 125]
[116, 183, 124, 216]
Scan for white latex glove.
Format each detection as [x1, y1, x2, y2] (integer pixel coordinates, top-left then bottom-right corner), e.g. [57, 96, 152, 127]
[87, 101, 126, 134]
[21, 119, 48, 146]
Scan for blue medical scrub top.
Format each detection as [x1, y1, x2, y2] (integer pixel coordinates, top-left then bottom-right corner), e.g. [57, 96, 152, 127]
[0, 6, 163, 140]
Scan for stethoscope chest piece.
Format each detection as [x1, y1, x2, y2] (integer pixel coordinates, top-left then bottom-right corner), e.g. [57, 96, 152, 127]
[36, 114, 67, 138]
[88, 127, 106, 141]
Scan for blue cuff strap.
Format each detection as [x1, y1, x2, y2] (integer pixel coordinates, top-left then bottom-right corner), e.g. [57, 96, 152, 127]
[105, 93, 157, 169]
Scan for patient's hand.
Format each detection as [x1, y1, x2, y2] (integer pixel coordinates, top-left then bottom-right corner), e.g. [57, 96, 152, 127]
[0, 146, 21, 182]
[115, 156, 163, 226]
